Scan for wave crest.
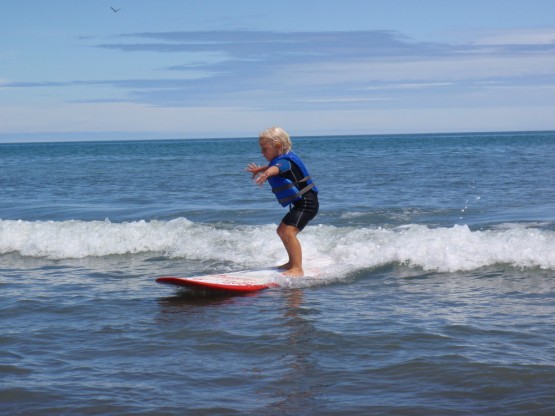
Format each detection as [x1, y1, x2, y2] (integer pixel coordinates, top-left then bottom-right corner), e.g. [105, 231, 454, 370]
[1, 218, 553, 272]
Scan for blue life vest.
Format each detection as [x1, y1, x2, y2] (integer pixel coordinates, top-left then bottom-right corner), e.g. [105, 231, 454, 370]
[267, 152, 318, 207]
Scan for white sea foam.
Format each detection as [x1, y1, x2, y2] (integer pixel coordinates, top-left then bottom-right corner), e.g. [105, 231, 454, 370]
[1, 218, 554, 273]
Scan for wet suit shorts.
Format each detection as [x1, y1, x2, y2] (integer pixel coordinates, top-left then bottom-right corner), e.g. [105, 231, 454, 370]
[281, 189, 319, 231]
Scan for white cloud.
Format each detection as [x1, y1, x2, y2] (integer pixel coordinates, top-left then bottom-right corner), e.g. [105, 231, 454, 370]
[364, 82, 454, 91]
[471, 28, 555, 45]
[276, 53, 555, 93]
[294, 97, 392, 104]
[281, 53, 555, 86]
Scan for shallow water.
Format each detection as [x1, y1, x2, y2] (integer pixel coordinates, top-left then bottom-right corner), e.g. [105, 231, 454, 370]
[1, 131, 555, 414]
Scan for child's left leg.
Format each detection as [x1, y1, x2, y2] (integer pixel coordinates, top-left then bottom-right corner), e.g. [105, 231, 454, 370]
[276, 222, 303, 277]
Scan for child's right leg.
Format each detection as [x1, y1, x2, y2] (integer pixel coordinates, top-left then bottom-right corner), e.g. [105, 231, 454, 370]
[276, 192, 318, 277]
[276, 222, 303, 277]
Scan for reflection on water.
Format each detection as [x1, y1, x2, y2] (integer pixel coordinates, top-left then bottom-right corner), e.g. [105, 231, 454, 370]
[157, 291, 242, 310]
[262, 289, 324, 414]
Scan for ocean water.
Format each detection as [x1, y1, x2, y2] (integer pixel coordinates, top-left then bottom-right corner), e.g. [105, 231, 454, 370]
[1, 131, 555, 415]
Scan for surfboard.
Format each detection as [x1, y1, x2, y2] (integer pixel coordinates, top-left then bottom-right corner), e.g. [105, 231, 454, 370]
[156, 267, 321, 293]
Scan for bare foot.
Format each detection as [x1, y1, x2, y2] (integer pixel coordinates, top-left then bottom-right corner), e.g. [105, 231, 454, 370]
[281, 267, 304, 277]
[276, 263, 291, 270]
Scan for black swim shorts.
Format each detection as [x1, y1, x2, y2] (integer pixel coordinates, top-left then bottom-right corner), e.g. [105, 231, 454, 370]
[281, 190, 319, 231]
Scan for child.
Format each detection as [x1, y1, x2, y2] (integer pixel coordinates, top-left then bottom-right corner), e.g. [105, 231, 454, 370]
[247, 127, 319, 277]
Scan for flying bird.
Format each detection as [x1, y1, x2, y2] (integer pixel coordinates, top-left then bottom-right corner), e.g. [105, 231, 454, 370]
[111, 7, 120, 13]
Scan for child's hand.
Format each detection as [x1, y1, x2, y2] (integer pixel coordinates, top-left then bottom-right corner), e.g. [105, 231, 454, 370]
[246, 164, 268, 186]
[246, 163, 264, 178]
[254, 171, 268, 186]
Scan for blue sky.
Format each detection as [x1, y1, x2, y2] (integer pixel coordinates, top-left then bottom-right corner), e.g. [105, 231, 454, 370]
[2, 0, 555, 142]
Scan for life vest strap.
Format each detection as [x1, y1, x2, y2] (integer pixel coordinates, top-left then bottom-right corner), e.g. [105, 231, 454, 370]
[272, 176, 312, 194]
[277, 182, 316, 205]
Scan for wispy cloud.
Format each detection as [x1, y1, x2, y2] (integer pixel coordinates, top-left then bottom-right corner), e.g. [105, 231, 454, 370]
[5, 29, 555, 112]
[93, 29, 555, 108]
[295, 97, 392, 104]
[470, 28, 555, 45]
[364, 82, 454, 91]
[101, 30, 432, 59]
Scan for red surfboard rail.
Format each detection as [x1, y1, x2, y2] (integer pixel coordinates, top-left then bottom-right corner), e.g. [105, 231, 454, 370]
[155, 275, 280, 293]
[156, 267, 322, 294]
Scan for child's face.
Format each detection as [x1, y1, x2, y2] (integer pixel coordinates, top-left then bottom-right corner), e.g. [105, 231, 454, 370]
[259, 139, 282, 161]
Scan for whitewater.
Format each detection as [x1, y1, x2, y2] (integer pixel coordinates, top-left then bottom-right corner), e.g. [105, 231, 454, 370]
[2, 217, 553, 272]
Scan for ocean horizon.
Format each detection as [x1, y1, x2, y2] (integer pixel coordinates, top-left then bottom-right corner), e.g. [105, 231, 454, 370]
[2, 128, 554, 145]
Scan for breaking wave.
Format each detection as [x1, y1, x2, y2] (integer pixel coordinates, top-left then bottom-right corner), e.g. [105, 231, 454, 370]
[1, 218, 554, 273]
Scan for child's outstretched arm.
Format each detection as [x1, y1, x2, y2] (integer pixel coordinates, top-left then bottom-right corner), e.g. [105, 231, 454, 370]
[246, 163, 279, 186]
[252, 165, 279, 186]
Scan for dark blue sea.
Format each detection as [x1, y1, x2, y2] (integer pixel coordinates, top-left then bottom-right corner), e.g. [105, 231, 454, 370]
[1, 131, 555, 415]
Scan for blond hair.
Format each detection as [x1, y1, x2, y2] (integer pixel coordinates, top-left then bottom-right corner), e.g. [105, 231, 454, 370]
[259, 127, 292, 154]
